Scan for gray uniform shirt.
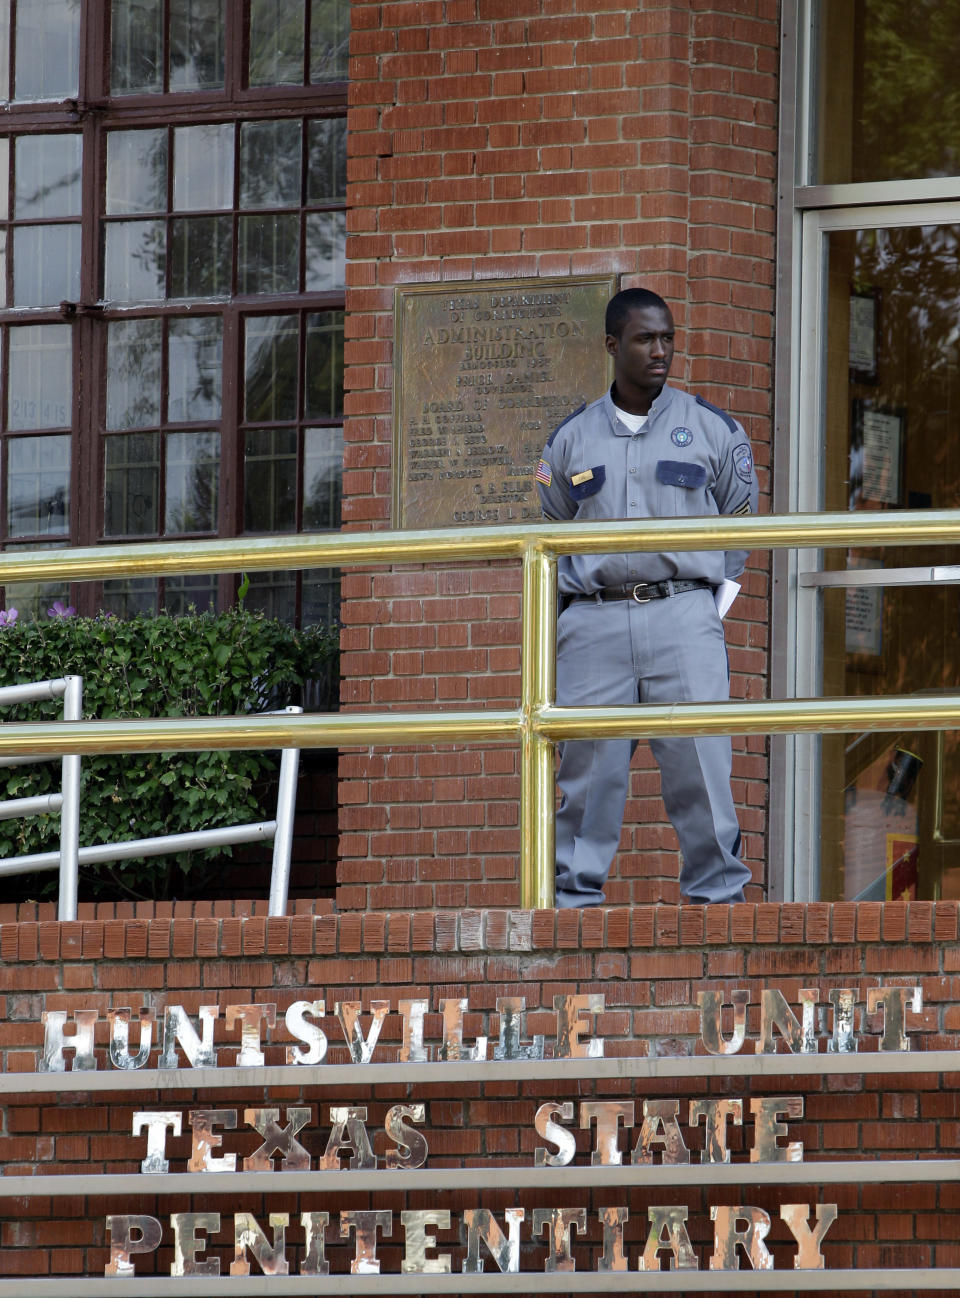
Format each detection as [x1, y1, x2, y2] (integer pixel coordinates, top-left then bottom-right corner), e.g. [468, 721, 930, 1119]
[536, 384, 759, 595]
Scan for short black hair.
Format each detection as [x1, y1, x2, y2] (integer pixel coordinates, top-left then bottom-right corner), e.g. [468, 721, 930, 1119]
[605, 287, 671, 338]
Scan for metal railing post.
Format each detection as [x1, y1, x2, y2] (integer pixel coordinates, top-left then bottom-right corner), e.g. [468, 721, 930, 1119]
[519, 545, 557, 909]
[57, 675, 82, 922]
[268, 706, 302, 917]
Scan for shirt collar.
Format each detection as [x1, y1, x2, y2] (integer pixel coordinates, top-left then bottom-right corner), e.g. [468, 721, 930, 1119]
[603, 383, 676, 435]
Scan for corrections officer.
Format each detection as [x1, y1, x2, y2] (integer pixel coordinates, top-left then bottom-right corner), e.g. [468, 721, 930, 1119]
[536, 287, 758, 907]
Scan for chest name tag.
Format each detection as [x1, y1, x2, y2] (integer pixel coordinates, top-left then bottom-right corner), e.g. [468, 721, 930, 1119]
[571, 469, 593, 486]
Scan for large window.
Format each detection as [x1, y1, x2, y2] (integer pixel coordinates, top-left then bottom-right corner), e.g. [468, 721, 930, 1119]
[778, 0, 960, 902]
[0, 1, 347, 624]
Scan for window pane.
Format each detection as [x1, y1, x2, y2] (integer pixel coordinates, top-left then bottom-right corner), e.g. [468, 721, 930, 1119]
[304, 210, 345, 291]
[170, 215, 232, 297]
[8, 324, 71, 430]
[111, 0, 163, 95]
[173, 123, 232, 211]
[14, 0, 80, 100]
[102, 576, 158, 616]
[3, 542, 69, 622]
[310, 0, 349, 84]
[238, 213, 299, 294]
[167, 316, 222, 422]
[0, 1, 10, 101]
[165, 429, 219, 533]
[244, 315, 298, 422]
[170, 0, 225, 90]
[244, 427, 296, 532]
[7, 434, 70, 535]
[244, 571, 296, 620]
[305, 311, 344, 418]
[15, 134, 81, 217]
[12, 224, 80, 306]
[106, 130, 167, 215]
[103, 219, 166, 301]
[248, 0, 305, 87]
[307, 117, 346, 203]
[812, 0, 960, 184]
[106, 318, 162, 430]
[301, 567, 339, 625]
[103, 432, 159, 535]
[303, 425, 342, 529]
[0, 138, 9, 219]
[240, 120, 301, 209]
[163, 573, 217, 613]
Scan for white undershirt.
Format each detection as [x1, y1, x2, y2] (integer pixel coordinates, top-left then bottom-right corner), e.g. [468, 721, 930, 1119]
[614, 407, 648, 434]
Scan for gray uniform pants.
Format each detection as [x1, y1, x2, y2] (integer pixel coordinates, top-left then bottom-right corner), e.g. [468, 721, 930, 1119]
[554, 587, 750, 906]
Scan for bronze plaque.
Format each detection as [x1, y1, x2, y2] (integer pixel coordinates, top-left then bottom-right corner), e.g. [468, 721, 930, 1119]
[393, 275, 615, 528]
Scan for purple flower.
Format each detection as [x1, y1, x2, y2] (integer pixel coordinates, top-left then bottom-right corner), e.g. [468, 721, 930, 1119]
[0, 607, 18, 627]
[47, 601, 76, 619]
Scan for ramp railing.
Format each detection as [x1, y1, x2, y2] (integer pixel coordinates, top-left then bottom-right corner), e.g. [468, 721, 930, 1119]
[0, 508, 958, 911]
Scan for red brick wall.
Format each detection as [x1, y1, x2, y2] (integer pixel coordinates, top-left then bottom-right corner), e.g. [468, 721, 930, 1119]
[0, 901, 958, 1281]
[340, 1, 779, 909]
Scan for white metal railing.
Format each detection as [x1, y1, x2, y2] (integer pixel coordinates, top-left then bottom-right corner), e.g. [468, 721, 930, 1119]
[0, 682, 302, 921]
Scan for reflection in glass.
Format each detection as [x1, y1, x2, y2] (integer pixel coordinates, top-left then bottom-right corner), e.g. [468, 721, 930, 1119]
[244, 428, 296, 532]
[307, 117, 346, 202]
[106, 129, 167, 214]
[170, 216, 232, 297]
[165, 430, 219, 533]
[15, 133, 81, 217]
[245, 571, 296, 621]
[310, 0, 349, 83]
[4, 542, 68, 622]
[8, 324, 71, 430]
[305, 210, 345, 291]
[248, 0, 305, 86]
[305, 311, 344, 418]
[0, 138, 9, 219]
[102, 576, 158, 617]
[168, 316, 222, 422]
[103, 219, 166, 301]
[7, 434, 70, 535]
[240, 120, 301, 209]
[163, 574, 217, 613]
[238, 214, 299, 294]
[813, 0, 960, 185]
[303, 425, 342, 529]
[301, 567, 339, 625]
[0, 2, 10, 101]
[170, 0, 225, 90]
[106, 318, 162, 430]
[103, 432, 159, 535]
[111, 0, 163, 95]
[13, 224, 80, 306]
[244, 315, 298, 422]
[173, 123, 233, 211]
[817, 221, 960, 902]
[14, 0, 80, 100]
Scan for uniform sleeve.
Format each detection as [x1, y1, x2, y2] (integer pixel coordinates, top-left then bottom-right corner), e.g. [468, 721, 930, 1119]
[712, 418, 759, 580]
[536, 434, 575, 522]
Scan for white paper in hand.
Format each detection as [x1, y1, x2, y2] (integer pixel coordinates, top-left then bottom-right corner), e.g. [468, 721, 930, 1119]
[714, 579, 741, 620]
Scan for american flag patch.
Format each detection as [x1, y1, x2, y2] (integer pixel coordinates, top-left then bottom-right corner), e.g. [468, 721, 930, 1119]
[535, 458, 552, 487]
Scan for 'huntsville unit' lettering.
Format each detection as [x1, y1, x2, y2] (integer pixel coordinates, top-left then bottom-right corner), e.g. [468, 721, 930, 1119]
[106, 1204, 839, 1277]
[36, 986, 922, 1073]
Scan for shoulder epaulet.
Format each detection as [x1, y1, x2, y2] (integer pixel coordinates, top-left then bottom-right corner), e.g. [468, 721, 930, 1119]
[545, 402, 587, 448]
[695, 393, 738, 435]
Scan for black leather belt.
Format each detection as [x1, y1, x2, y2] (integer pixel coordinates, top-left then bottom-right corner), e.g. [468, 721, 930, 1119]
[583, 579, 713, 604]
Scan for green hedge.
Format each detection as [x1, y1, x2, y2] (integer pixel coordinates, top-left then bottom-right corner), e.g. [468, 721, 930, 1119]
[0, 609, 338, 899]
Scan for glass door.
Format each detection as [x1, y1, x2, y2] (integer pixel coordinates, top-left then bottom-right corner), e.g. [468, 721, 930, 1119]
[796, 205, 960, 901]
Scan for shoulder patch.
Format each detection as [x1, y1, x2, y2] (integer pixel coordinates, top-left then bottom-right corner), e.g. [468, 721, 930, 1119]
[545, 401, 587, 448]
[695, 393, 738, 435]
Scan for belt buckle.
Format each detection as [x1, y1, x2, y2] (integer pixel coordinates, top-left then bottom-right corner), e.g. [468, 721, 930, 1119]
[631, 583, 653, 603]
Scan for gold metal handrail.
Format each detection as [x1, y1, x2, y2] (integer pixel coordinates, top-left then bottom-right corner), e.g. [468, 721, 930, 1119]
[2, 507, 959, 909]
